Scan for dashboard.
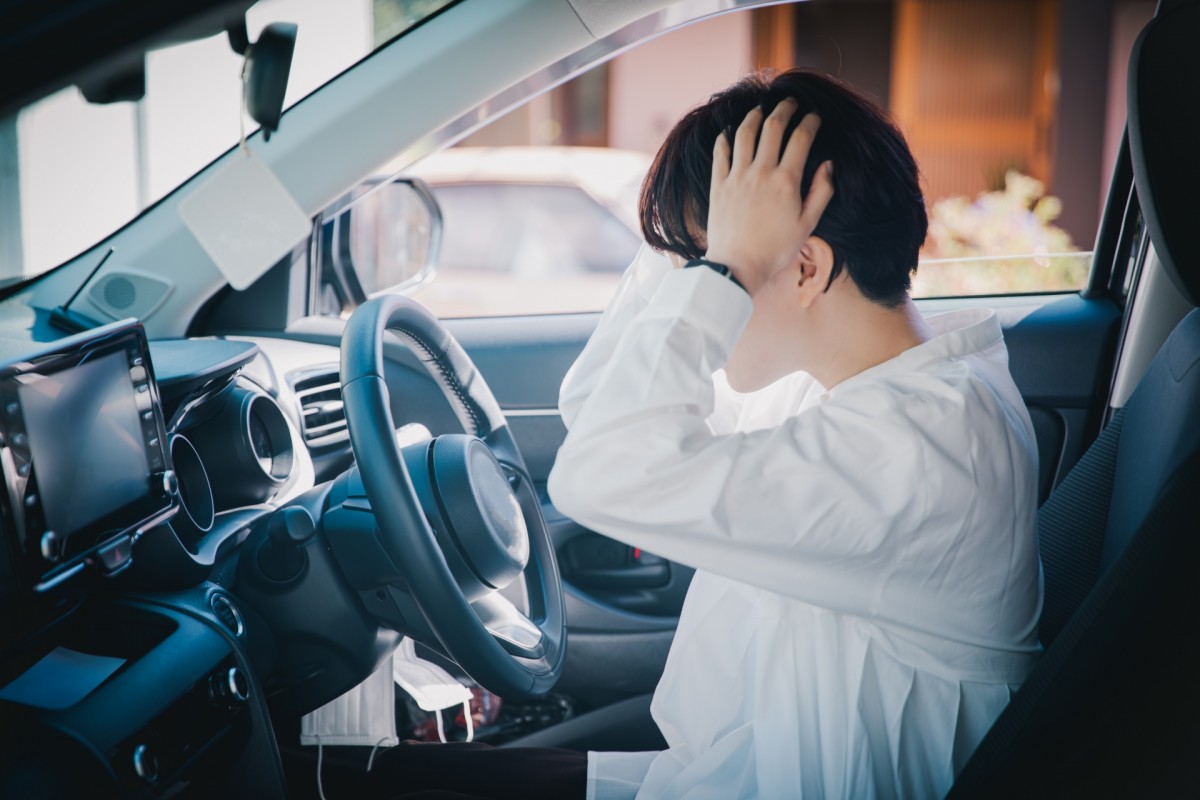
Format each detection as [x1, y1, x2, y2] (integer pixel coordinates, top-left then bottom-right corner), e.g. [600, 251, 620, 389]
[0, 321, 353, 799]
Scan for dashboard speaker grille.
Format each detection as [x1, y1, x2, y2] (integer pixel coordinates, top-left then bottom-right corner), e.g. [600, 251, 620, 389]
[88, 271, 172, 320]
[103, 276, 137, 309]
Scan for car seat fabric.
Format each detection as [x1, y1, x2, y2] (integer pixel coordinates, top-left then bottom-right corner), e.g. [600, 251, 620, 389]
[1102, 310, 1200, 570]
[949, 3, 1200, 790]
[1034, 311, 1200, 652]
[947, 444, 1200, 798]
[948, 311, 1200, 794]
[1033, 408, 1124, 648]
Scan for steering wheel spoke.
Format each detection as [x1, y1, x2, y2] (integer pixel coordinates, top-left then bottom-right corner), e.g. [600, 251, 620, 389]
[473, 592, 546, 659]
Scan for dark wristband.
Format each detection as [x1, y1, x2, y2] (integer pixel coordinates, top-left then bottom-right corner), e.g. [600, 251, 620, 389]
[682, 258, 746, 292]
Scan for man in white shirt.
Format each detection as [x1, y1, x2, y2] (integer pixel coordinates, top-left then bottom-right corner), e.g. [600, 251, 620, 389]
[547, 69, 1042, 799]
[372, 68, 1039, 800]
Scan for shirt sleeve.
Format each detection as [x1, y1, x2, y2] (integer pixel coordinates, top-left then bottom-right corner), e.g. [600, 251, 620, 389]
[560, 244, 745, 436]
[558, 244, 673, 431]
[547, 266, 928, 615]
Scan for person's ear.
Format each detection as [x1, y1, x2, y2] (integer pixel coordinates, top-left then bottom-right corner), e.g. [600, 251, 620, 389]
[794, 236, 834, 308]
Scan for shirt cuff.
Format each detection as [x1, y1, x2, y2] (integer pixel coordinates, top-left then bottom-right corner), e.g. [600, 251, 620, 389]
[630, 245, 675, 303]
[642, 264, 754, 350]
[588, 750, 659, 800]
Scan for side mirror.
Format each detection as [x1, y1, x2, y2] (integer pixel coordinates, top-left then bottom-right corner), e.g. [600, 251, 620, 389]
[318, 178, 443, 314]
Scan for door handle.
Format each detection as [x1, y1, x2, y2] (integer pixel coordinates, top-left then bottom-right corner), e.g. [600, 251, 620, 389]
[559, 535, 670, 589]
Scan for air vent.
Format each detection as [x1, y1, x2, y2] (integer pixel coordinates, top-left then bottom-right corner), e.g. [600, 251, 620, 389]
[293, 371, 348, 443]
[210, 593, 245, 638]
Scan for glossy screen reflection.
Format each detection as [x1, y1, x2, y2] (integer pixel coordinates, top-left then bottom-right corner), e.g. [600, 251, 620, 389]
[17, 350, 150, 537]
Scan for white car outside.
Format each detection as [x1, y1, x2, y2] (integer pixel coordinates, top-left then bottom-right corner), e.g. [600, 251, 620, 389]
[398, 146, 652, 318]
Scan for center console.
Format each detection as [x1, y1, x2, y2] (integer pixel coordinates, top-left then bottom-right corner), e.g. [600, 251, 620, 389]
[0, 323, 176, 597]
[0, 322, 284, 799]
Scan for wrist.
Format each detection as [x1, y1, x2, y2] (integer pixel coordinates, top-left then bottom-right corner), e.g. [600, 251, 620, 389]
[700, 252, 764, 295]
[684, 258, 747, 293]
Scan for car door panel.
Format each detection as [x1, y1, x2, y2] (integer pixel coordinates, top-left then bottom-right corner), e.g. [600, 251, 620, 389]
[1001, 294, 1122, 500]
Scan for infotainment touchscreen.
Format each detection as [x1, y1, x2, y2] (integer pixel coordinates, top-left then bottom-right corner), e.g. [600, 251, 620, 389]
[19, 350, 153, 537]
[0, 322, 176, 592]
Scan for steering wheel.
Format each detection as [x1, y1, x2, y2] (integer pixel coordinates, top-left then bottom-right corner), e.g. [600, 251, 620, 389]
[339, 294, 566, 698]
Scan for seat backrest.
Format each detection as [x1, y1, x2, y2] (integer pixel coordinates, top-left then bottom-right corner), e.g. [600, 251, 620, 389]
[1035, 309, 1200, 648]
[948, 311, 1200, 799]
[1102, 310, 1200, 568]
[948, 3, 1200, 794]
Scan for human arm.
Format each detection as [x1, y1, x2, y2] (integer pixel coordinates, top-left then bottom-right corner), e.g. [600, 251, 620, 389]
[558, 244, 672, 431]
[547, 266, 925, 613]
[547, 101, 924, 610]
[559, 244, 745, 435]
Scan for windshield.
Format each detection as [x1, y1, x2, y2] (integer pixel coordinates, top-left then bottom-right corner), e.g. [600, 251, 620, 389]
[0, 0, 454, 282]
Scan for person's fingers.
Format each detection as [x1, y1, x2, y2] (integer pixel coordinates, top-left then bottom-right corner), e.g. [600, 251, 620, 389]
[780, 112, 822, 177]
[754, 98, 798, 168]
[711, 131, 731, 188]
[799, 161, 835, 230]
[732, 106, 764, 171]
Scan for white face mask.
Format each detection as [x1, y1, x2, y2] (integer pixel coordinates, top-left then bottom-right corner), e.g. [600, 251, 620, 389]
[392, 637, 473, 713]
[300, 638, 474, 750]
[300, 654, 399, 749]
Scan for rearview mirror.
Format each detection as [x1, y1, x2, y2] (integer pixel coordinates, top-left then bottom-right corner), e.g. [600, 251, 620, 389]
[245, 23, 296, 141]
[229, 21, 297, 142]
[317, 178, 443, 314]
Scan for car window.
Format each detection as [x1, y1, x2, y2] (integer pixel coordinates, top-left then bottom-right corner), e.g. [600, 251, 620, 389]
[314, 1, 1141, 319]
[0, 0, 456, 282]
[396, 182, 641, 318]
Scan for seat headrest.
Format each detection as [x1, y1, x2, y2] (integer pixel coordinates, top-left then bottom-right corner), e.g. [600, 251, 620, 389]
[1127, 2, 1200, 306]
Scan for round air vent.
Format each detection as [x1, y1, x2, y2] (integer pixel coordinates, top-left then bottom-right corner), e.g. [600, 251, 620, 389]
[210, 593, 245, 638]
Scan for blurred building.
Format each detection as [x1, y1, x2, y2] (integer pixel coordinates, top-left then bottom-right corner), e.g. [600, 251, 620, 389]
[466, 0, 1156, 249]
[0, 0, 1159, 280]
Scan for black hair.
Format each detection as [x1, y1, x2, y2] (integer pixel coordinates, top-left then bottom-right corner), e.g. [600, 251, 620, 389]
[639, 68, 927, 307]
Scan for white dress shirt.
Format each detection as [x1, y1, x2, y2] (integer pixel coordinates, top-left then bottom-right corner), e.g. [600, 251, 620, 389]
[548, 246, 1043, 800]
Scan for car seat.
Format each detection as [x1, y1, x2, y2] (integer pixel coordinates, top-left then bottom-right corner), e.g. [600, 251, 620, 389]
[947, 3, 1200, 796]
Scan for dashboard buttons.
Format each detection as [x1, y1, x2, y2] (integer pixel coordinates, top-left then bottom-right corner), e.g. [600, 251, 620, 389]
[132, 743, 158, 784]
[228, 667, 250, 702]
[95, 535, 133, 573]
[39, 530, 59, 561]
[209, 666, 250, 708]
[157, 469, 178, 496]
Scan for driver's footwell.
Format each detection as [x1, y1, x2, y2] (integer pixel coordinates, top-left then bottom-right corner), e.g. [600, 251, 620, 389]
[283, 741, 587, 800]
[371, 742, 586, 799]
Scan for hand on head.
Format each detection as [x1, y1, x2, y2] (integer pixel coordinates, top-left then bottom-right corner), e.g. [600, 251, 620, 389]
[702, 99, 834, 296]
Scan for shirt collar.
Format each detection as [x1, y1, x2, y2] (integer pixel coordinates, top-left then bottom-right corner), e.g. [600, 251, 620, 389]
[829, 308, 1004, 396]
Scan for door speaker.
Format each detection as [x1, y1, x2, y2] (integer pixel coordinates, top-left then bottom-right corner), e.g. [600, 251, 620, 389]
[87, 271, 173, 321]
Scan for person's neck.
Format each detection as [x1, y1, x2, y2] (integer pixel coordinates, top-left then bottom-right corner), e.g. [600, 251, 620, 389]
[805, 296, 932, 390]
